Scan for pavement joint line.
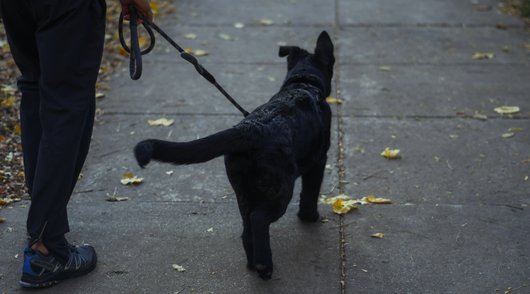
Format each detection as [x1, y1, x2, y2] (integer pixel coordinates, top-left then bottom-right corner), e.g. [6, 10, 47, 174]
[333, 18, 347, 294]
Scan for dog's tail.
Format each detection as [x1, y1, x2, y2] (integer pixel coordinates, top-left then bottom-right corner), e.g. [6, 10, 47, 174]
[134, 128, 251, 168]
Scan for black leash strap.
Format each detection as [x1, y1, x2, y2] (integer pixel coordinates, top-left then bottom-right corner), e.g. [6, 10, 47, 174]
[118, 7, 249, 117]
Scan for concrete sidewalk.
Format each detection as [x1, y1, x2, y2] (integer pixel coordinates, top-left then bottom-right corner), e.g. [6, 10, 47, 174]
[1, 0, 529, 293]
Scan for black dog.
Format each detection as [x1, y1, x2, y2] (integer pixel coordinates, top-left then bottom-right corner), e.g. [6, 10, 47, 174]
[134, 31, 335, 280]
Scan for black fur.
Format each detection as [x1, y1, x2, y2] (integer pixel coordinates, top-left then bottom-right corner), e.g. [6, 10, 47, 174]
[134, 31, 335, 280]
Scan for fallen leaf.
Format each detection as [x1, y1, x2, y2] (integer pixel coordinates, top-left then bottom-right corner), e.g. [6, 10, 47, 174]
[381, 147, 401, 159]
[147, 118, 174, 127]
[218, 33, 233, 41]
[0, 217, 6, 223]
[508, 127, 523, 133]
[166, 170, 174, 176]
[331, 198, 358, 214]
[1, 85, 17, 94]
[472, 112, 488, 121]
[193, 49, 208, 57]
[363, 195, 392, 204]
[371, 233, 385, 239]
[524, 43, 530, 51]
[379, 66, 392, 71]
[0, 198, 14, 207]
[184, 33, 197, 40]
[106, 195, 129, 202]
[207, 227, 214, 232]
[120, 171, 144, 185]
[258, 18, 274, 26]
[1, 96, 16, 107]
[326, 96, 343, 104]
[472, 52, 495, 60]
[361, 269, 368, 273]
[149, 1, 159, 15]
[95, 92, 105, 99]
[172, 264, 186, 272]
[501, 132, 515, 138]
[184, 47, 193, 54]
[13, 123, 21, 135]
[494, 106, 520, 115]
[524, 176, 528, 181]
[234, 22, 245, 29]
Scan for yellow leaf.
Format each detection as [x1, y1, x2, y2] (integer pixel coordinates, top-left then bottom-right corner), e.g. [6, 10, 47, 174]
[331, 198, 358, 214]
[95, 92, 105, 99]
[150, 1, 159, 15]
[147, 118, 174, 127]
[13, 123, 21, 136]
[326, 96, 343, 104]
[138, 36, 148, 49]
[118, 46, 129, 57]
[120, 172, 143, 185]
[381, 147, 401, 159]
[193, 49, 208, 57]
[379, 66, 391, 71]
[184, 47, 193, 54]
[472, 52, 495, 60]
[1, 96, 16, 107]
[184, 33, 197, 40]
[363, 195, 392, 204]
[494, 106, 520, 115]
[371, 233, 385, 239]
[501, 132, 515, 139]
[258, 18, 274, 26]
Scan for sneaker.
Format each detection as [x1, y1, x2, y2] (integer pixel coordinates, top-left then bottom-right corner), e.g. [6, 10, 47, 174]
[19, 244, 97, 288]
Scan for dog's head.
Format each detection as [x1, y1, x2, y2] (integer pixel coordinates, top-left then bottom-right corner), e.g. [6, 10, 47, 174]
[278, 31, 335, 96]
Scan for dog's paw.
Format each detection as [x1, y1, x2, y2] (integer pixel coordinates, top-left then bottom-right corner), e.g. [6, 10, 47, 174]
[297, 210, 320, 222]
[255, 263, 273, 280]
[134, 140, 154, 168]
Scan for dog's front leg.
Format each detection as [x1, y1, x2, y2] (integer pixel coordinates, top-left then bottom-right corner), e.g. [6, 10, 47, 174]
[250, 210, 273, 280]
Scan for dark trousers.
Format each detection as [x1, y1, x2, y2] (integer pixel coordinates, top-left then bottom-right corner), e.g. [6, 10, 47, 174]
[0, 0, 106, 263]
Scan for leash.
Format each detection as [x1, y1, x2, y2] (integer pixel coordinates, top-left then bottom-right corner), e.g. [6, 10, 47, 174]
[118, 7, 249, 117]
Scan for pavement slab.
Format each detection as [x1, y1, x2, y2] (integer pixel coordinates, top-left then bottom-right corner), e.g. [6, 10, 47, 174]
[1, 0, 529, 293]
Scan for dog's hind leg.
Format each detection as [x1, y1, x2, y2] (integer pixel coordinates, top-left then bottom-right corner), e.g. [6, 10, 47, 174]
[249, 209, 275, 280]
[298, 163, 326, 222]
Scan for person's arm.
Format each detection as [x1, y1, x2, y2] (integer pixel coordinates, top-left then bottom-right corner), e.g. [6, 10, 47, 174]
[120, 0, 153, 22]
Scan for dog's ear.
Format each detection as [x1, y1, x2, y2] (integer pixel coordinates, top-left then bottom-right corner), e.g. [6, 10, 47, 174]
[279, 46, 300, 57]
[315, 31, 335, 65]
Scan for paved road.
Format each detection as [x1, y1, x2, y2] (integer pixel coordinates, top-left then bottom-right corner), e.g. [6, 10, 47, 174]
[1, 0, 529, 293]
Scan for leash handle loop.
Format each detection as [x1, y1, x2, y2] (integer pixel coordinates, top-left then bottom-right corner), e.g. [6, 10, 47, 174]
[118, 8, 249, 117]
